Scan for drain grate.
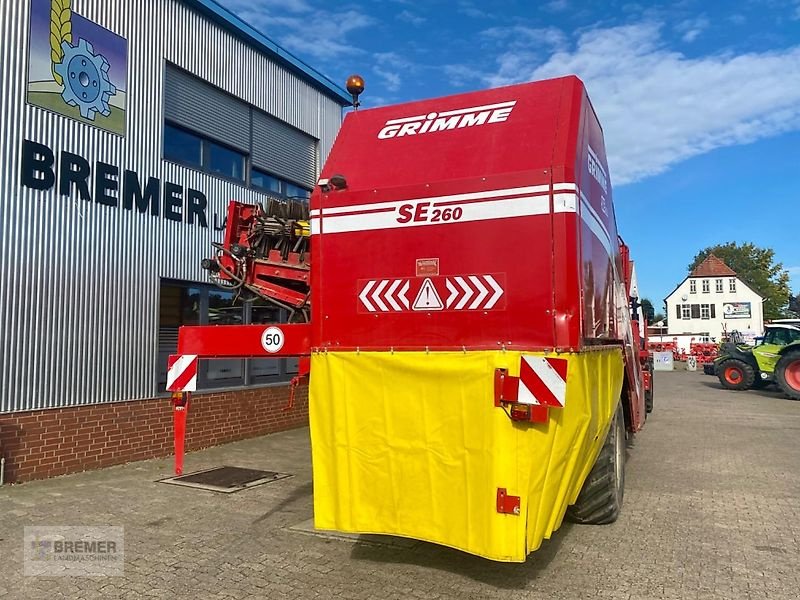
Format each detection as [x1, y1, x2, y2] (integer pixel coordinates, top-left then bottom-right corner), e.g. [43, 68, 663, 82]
[159, 466, 292, 493]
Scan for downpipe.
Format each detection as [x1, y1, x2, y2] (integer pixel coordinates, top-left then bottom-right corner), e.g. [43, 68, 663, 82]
[0, 456, 4, 486]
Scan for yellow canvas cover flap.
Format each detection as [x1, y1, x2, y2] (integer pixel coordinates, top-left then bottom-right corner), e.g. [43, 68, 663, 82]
[309, 348, 623, 561]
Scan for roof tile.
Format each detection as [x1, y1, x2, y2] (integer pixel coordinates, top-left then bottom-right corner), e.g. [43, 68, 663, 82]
[690, 254, 737, 277]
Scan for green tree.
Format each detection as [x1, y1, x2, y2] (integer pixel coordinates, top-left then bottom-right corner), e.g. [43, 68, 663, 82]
[688, 242, 791, 320]
[640, 298, 656, 323]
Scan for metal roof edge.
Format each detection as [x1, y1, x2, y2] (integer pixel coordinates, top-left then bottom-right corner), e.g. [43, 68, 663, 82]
[182, 0, 351, 105]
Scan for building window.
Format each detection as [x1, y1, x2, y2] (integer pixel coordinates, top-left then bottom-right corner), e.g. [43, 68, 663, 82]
[163, 65, 318, 194]
[729, 279, 736, 293]
[251, 168, 312, 202]
[701, 304, 710, 319]
[157, 279, 294, 391]
[208, 141, 246, 181]
[690, 280, 696, 294]
[682, 305, 691, 319]
[286, 182, 311, 200]
[715, 279, 723, 293]
[702, 279, 709, 293]
[164, 123, 203, 168]
[164, 122, 246, 182]
[251, 168, 283, 194]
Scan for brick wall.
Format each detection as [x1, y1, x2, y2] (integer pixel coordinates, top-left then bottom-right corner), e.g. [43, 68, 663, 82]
[0, 384, 308, 483]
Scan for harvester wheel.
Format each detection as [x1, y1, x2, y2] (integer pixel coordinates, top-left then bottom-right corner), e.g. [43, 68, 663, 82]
[775, 350, 800, 400]
[717, 359, 755, 391]
[566, 402, 625, 525]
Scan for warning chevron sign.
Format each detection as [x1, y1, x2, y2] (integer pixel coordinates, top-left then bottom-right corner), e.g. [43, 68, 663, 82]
[358, 274, 505, 313]
[413, 278, 444, 310]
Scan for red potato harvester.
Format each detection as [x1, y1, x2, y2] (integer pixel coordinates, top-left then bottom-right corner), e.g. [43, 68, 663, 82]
[167, 75, 653, 562]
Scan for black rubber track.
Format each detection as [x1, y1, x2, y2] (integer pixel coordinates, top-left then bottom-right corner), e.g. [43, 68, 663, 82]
[566, 402, 625, 525]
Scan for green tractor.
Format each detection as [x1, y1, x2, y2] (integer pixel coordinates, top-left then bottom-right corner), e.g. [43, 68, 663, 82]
[714, 323, 800, 399]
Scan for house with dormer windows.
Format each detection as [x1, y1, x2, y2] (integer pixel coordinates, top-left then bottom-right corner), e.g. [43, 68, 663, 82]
[664, 255, 764, 342]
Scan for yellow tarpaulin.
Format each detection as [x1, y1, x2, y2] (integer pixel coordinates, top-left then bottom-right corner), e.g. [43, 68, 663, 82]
[309, 348, 624, 562]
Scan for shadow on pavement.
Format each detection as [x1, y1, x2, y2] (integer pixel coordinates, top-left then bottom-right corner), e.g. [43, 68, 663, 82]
[349, 521, 572, 589]
[252, 481, 313, 524]
[697, 380, 795, 401]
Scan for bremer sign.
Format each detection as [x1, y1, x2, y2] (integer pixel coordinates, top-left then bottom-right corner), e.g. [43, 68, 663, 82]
[21, 139, 209, 227]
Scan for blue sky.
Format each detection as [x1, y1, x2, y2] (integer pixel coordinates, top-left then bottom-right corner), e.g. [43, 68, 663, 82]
[218, 0, 800, 309]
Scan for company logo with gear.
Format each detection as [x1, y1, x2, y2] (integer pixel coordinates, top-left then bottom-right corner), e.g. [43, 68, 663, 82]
[27, 0, 128, 135]
[53, 38, 117, 120]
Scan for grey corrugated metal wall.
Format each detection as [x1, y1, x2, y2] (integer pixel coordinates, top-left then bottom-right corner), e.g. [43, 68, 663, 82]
[0, 0, 343, 412]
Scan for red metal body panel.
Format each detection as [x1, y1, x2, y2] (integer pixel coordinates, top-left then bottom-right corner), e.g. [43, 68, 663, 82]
[313, 174, 555, 350]
[550, 79, 583, 351]
[313, 78, 595, 351]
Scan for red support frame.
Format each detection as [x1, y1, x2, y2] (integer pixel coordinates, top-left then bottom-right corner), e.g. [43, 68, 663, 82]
[177, 323, 312, 358]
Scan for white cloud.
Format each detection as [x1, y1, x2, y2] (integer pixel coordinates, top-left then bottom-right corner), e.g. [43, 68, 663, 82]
[458, 1, 492, 19]
[364, 95, 393, 108]
[374, 67, 402, 91]
[484, 22, 800, 184]
[481, 25, 567, 50]
[371, 52, 416, 93]
[545, 0, 569, 12]
[397, 9, 426, 26]
[374, 51, 413, 69]
[217, 1, 374, 60]
[220, 0, 312, 15]
[443, 63, 477, 87]
[675, 16, 709, 42]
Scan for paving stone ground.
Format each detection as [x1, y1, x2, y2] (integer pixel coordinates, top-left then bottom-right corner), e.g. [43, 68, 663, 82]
[1, 370, 798, 599]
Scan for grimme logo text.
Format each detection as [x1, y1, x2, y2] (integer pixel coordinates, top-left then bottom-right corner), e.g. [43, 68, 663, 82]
[378, 100, 516, 139]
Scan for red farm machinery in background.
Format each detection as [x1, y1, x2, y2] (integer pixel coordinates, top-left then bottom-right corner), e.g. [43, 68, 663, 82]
[167, 75, 653, 562]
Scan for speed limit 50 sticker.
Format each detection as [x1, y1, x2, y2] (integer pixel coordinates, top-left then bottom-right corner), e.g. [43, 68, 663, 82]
[260, 326, 285, 353]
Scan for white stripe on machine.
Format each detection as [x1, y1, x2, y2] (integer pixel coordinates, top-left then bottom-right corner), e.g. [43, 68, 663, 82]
[311, 182, 617, 262]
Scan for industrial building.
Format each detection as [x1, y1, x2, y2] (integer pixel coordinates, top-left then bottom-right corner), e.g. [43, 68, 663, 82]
[0, 0, 349, 482]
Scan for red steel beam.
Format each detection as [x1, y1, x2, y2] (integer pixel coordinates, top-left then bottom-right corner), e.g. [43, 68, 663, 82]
[177, 323, 312, 358]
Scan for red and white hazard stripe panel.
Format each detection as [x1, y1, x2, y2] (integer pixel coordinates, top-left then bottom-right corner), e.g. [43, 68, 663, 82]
[517, 356, 567, 407]
[166, 354, 198, 392]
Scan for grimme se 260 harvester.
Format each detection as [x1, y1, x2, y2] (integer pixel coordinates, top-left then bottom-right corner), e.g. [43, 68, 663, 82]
[166, 75, 653, 562]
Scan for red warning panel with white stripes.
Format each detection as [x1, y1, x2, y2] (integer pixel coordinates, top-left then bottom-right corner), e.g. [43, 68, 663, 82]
[358, 274, 505, 313]
[167, 354, 198, 392]
[517, 356, 568, 407]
